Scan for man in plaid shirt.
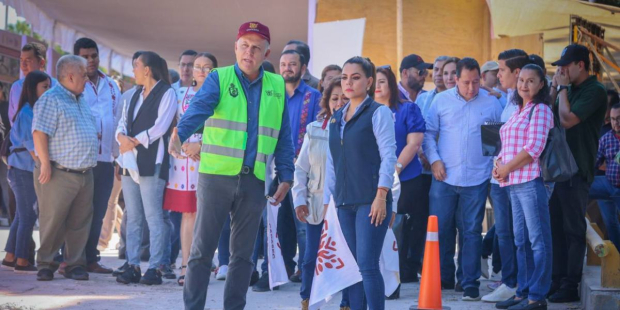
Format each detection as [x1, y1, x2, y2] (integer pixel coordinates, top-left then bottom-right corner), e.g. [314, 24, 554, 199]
[32, 55, 98, 282]
[589, 103, 620, 251]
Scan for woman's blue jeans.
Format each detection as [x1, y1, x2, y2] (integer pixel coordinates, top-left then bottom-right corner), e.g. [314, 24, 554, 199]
[4, 168, 37, 259]
[338, 204, 389, 310]
[509, 178, 553, 302]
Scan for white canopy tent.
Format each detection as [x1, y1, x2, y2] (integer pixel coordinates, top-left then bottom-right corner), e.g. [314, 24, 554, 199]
[2, 0, 310, 77]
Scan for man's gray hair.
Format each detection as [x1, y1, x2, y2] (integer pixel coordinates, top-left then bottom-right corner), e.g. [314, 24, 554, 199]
[435, 56, 450, 63]
[56, 55, 87, 80]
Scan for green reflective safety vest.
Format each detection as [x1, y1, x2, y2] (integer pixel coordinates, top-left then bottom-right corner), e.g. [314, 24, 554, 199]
[199, 65, 285, 181]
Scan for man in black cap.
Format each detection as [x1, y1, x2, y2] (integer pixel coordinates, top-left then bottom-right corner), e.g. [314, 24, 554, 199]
[547, 43, 606, 303]
[398, 54, 432, 102]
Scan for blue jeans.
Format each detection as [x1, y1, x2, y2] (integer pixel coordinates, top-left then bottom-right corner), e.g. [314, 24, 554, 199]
[489, 184, 517, 288]
[218, 215, 231, 266]
[589, 176, 620, 250]
[430, 179, 488, 289]
[510, 178, 552, 301]
[301, 222, 323, 300]
[5, 168, 37, 259]
[122, 165, 166, 269]
[338, 204, 389, 310]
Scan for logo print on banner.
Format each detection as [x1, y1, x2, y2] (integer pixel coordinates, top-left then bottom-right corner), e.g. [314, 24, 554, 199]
[229, 83, 239, 98]
[268, 221, 281, 259]
[315, 220, 345, 275]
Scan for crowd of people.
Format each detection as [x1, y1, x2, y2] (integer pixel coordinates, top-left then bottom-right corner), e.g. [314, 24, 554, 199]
[0, 19, 616, 310]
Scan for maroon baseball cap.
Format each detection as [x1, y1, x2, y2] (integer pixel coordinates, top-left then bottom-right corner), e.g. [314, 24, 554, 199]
[237, 21, 271, 44]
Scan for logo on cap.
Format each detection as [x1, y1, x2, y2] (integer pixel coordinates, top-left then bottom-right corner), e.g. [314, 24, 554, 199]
[249, 23, 258, 29]
[229, 83, 238, 98]
[561, 47, 567, 57]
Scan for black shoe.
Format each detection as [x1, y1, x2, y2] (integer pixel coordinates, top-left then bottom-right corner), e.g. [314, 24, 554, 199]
[112, 262, 129, 277]
[289, 270, 301, 283]
[159, 264, 176, 279]
[441, 281, 455, 290]
[496, 296, 525, 309]
[1, 259, 15, 269]
[455, 282, 464, 292]
[547, 288, 579, 303]
[249, 271, 260, 287]
[252, 272, 278, 292]
[386, 284, 400, 300]
[545, 282, 560, 299]
[140, 268, 163, 285]
[36, 268, 54, 281]
[508, 299, 547, 310]
[462, 287, 481, 301]
[64, 266, 89, 281]
[116, 265, 141, 284]
[14, 263, 38, 274]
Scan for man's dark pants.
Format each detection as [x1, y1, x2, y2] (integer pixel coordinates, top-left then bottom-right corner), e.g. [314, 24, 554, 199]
[549, 174, 590, 291]
[184, 173, 265, 310]
[85, 162, 114, 265]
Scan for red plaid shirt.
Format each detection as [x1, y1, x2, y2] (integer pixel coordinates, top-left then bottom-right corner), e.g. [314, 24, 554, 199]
[498, 102, 554, 187]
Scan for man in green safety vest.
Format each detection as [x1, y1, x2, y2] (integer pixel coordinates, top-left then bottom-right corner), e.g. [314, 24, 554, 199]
[169, 21, 295, 310]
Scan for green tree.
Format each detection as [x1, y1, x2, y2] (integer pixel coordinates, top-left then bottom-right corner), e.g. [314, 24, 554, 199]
[7, 20, 42, 41]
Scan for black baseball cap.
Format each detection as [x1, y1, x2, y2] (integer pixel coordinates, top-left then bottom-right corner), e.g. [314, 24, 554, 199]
[399, 54, 433, 72]
[551, 44, 589, 66]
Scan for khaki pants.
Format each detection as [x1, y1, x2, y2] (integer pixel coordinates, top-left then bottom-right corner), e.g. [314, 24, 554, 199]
[34, 166, 94, 272]
[99, 176, 123, 249]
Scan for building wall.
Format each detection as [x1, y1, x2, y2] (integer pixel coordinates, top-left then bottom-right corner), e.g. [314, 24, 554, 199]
[315, 0, 543, 85]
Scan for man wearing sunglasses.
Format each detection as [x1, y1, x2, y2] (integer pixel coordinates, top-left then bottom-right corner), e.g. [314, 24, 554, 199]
[398, 54, 432, 103]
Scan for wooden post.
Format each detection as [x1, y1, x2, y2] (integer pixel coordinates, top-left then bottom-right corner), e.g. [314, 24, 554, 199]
[601, 241, 620, 288]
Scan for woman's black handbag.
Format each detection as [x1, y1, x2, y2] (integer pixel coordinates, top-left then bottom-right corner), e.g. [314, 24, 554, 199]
[529, 106, 578, 182]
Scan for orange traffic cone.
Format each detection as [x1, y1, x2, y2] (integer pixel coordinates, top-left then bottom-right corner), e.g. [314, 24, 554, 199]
[411, 215, 448, 310]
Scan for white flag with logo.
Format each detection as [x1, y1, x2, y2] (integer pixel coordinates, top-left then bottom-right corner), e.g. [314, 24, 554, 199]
[266, 198, 289, 289]
[380, 228, 400, 296]
[309, 199, 362, 310]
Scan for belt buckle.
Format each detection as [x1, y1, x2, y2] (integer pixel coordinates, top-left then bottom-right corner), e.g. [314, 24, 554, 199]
[241, 166, 251, 175]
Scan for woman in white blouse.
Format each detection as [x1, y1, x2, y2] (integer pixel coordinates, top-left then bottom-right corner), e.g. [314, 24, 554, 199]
[293, 77, 349, 309]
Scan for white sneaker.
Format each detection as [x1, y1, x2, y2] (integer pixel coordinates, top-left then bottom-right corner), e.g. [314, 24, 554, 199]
[216, 265, 228, 280]
[480, 257, 490, 279]
[481, 284, 517, 302]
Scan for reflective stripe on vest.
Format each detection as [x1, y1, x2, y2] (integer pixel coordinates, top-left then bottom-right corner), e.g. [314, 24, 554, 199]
[199, 65, 285, 181]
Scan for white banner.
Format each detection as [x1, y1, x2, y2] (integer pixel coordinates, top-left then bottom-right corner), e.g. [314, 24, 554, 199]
[266, 199, 289, 290]
[309, 199, 362, 310]
[380, 229, 400, 296]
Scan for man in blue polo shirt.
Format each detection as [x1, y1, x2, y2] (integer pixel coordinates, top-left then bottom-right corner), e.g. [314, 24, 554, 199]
[252, 49, 321, 291]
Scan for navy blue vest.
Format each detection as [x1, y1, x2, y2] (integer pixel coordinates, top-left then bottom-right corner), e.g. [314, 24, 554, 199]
[329, 98, 393, 207]
[126, 82, 172, 180]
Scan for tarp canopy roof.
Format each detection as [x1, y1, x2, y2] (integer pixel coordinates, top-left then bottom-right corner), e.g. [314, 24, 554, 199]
[3, 0, 308, 76]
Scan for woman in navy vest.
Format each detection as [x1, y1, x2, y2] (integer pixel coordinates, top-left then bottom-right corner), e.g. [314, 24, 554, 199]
[375, 65, 426, 298]
[115, 51, 177, 285]
[323, 57, 397, 310]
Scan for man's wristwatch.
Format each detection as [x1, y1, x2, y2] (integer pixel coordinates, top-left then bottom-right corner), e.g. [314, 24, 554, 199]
[557, 85, 569, 93]
[396, 162, 403, 170]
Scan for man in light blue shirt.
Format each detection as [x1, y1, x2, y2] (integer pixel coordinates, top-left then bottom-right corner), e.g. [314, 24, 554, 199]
[423, 58, 502, 301]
